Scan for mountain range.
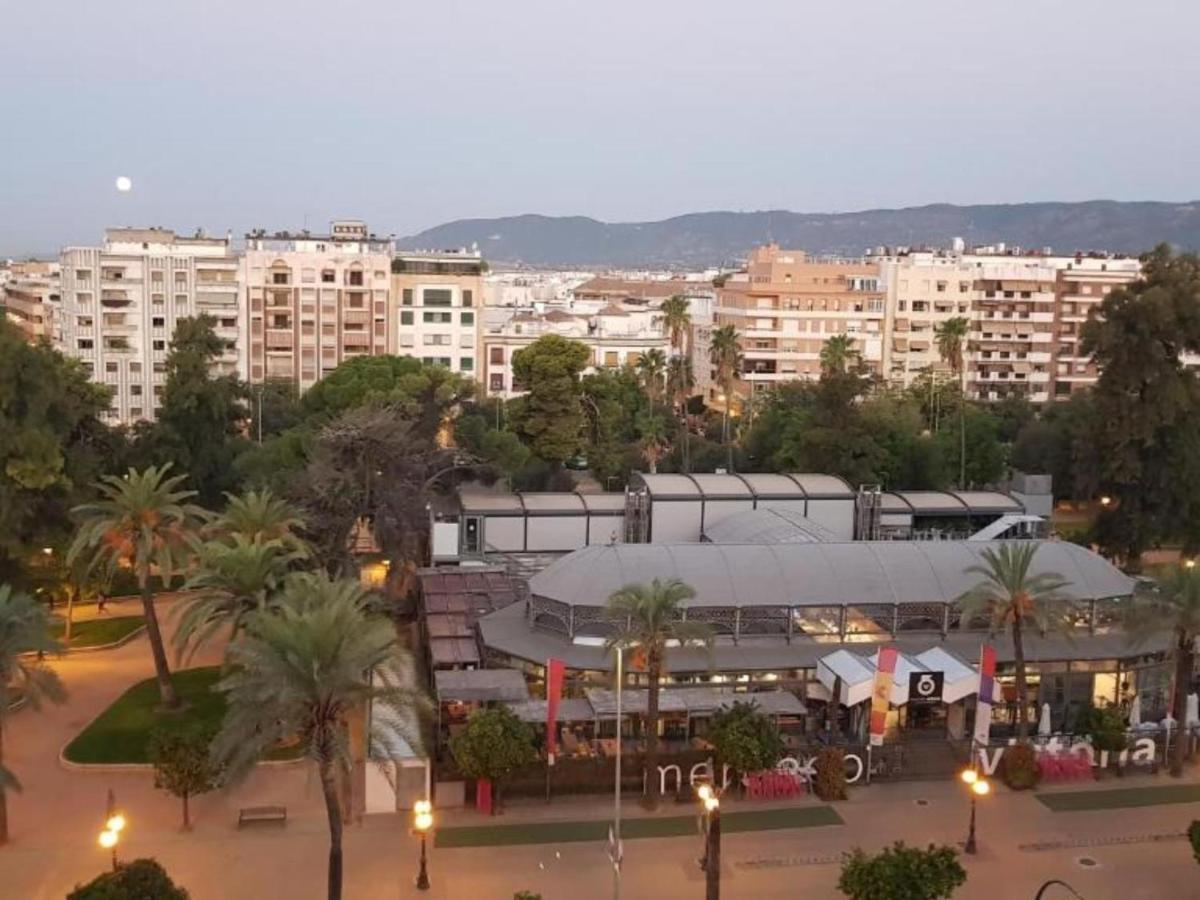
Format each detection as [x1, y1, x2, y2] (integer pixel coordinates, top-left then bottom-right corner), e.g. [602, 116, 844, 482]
[399, 201, 1200, 268]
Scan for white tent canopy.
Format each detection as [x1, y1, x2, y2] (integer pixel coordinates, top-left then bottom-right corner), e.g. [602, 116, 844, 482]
[816, 646, 981, 707]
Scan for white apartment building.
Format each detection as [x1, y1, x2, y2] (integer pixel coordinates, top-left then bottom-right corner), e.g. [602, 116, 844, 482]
[2, 261, 60, 342]
[392, 249, 484, 377]
[878, 253, 975, 385]
[481, 303, 669, 399]
[243, 221, 392, 389]
[59, 228, 240, 424]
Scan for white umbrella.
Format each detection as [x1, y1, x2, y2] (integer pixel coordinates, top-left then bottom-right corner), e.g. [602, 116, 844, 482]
[1187, 693, 1199, 728]
[1129, 694, 1141, 728]
[1038, 702, 1052, 737]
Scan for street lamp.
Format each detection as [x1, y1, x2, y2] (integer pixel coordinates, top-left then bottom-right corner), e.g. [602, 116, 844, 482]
[959, 769, 990, 855]
[695, 784, 721, 900]
[412, 799, 433, 891]
[1099, 495, 1112, 507]
[98, 810, 125, 872]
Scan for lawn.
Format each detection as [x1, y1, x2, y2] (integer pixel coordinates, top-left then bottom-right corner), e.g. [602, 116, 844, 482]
[1037, 784, 1200, 812]
[51, 615, 144, 649]
[63, 666, 303, 765]
[435, 804, 843, 848]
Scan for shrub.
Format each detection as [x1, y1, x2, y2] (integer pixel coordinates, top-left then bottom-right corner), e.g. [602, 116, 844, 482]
[1001, 741, 1041, 790]
[1188, 820, 1200, 866]
[68, 858, 189, 899]
[1072, 703, 1128, 754]
[708, 701, 785, 780]
[813, 747, 848, 801]
[514, 893, 542, 900]
[450, 706, 537, 813]
[838, 842, 966, 900]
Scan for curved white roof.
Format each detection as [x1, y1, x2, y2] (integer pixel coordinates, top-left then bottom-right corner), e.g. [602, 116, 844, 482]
[528, 540, 1134, 609]
[631, 472, 853, 499]
[703, 507, 837, 544]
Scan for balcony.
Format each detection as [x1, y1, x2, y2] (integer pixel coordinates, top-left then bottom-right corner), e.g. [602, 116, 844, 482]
[265, 329, 293, 351]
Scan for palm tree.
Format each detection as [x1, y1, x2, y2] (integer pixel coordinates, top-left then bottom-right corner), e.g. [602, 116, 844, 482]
[660, 295, 692, 357]
[213, 575, 426, 900]
[935, 317, 970, 487]
[1124, 565, 1200, 777]
[709, 325, 743, 465]
[958, 543, 1071, 740]
[218, 489, 308, 553]
[69, 465, 207, 709]
[173, 536, 302, 661]
[635, 412, 670, 474]
[0, 585, 66, 845]
[605, 579, 713, 808]
[819, 334, 859, 376]
[666, 356, 694, 415]
[635, 349, 667, 405]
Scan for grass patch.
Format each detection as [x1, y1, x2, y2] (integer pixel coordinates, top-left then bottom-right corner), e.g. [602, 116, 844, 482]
[63, 666, 302, 765]
[51, 615, 144, 649]
[435, 804, 842, 848]
[1037, 784, 1200, 812]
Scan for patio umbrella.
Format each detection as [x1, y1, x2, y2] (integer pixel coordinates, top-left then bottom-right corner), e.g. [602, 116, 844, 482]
[1128, 694, 1141, 728]
[1038, 703, 1052, 737]
[1187, 693, 1199, 728]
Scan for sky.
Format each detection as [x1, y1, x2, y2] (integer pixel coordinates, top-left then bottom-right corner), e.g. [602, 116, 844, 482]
[3, 0, 1199, 255]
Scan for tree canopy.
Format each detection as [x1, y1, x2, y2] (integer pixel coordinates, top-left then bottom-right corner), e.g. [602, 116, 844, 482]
[509, 335, 590, 465]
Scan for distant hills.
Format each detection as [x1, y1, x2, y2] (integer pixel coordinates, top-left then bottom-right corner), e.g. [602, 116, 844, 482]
[399, 201, 1200, 268]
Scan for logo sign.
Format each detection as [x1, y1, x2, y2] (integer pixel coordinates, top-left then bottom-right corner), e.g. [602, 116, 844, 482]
[908, 671, 944, 702]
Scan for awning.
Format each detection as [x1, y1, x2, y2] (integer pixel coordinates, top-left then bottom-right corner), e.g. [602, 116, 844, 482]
[505, 698, 595, 724]
[435, 669, 529, 703]
[430, 639, 480, 667]
[816, 647, 980, 706]
[583, 687, 806, 719]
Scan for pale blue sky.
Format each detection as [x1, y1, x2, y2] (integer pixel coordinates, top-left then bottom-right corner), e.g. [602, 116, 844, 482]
[2, 0, 1198, 255]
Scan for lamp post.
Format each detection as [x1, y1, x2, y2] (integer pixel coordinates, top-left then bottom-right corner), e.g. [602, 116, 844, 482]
[99, 791, 125, 872]
[696, 784, 721, 900]
[959, 768, 989, 855]
[412, 799, 433, 890]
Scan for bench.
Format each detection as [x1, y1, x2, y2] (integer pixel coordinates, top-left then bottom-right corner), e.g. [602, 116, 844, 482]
[238, 805, 287, 828]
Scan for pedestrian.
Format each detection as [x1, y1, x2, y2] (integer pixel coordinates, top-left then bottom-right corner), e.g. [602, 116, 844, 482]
[97, 591, 108, 614]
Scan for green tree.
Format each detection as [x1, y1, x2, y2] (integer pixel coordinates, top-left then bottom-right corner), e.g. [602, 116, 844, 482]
[0, 584, 65, 844]
[136, 316, 250, 507]
[932, 405, 1004, 488]
[1011, 391, 1101, 500]
[660, 295, 692, 356]
[635, 411, 670, 475]
[934, 317, 970, 488]
[0, 320, 113, 589]
[1071, 703, 1127, 755]
[708, 701, 785, 780]
[580, 367, 646, 488]
[709, 325, 743, 457]
[1188, 820, 1200, 866]
[149, 728, 221, 830]
[635, 348, 667, 405]
[1124, 565, 1200, 777]
[838, 842, 966, 900]
[605, 579, 713, 808]
[819, 334, 859, 376]
[1082, 246, 1200, 564]
[67, 858, 189, 899]
[449, 706, 537, 814]
[481, 429, 531, 490]
[173, 536, 300, 660]
[510, 335, 590, 466]
[217, 488, 308, 553]
[70, 465, 208, 709]
[958, 544, 1071, 740]
[213, 576, 425, 900]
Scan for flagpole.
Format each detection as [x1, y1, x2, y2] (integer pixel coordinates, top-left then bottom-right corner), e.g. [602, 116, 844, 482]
[614, 645, 623, 900]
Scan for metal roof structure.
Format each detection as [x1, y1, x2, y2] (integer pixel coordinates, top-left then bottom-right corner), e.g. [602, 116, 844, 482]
[702, 507, 838, 544]
[458, 490, 626, 515]
[629, 472, 854, 500]
[582, 687, 806, 719]
[434, 669, 530, 703]
[528, 540, 1134, 610]
[881, 491, 1023, 516]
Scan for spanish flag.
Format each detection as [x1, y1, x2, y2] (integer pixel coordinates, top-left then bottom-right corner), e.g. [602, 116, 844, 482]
[869, 647, 898, 747]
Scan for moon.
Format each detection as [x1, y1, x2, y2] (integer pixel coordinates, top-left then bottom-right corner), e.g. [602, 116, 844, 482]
[115, 176, 133, 193]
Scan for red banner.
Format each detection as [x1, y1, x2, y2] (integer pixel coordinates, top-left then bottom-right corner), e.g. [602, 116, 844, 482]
[869, 647, 898, 747]
[546, 657, 565, 762]
[973, 643, 997, 747]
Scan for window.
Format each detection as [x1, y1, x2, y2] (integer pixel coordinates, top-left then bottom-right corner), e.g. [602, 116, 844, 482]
[605, 351, 619, 367]
[462, 289, 473, 307]
[402, 288, 413, 306]
[153, 340, 166, 351]
[348, 293, 364, 309]
[489, 374, 504, 392]
[422, 334, 451, 346]
[423, 288, 452, 307]
[150, 271, 163, 284]
[129, 362, 141, 373]
[77, 339, 93, 350]
[400, 311, 414, 325]
[460, 357, 474, 371]
[490, 346, 504, 365]
[348, 270, 364, 286]
[302, 268, 316, 283]
[174, 272, 187, 285]
[272, 272, 288, 285]
[152, 316, 165, 327]
[131, 384, 142, 396]
[461, 311, 474, 326]
[423, 311, 452, 323]
[321, 270, 335, 283]
[105, 362, 119, 373]
[130, 408, 143, 418]
[153, 385, 164, 397]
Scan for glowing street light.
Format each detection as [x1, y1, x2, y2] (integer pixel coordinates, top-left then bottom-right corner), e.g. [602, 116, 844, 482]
[959, 768, 989, 854]
[412, 799, 433, 891]
[1099, 495, 1112, 507]
[696, 785, 721, 899]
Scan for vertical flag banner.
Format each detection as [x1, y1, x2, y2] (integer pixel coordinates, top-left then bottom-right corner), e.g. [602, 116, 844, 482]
[546, 657, 565, 763]
[973, 643, 996, 748]
[869, 647, 898, 746]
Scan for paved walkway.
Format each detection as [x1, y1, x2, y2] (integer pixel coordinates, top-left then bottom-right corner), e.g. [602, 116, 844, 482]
[3, 601, 1200, 898]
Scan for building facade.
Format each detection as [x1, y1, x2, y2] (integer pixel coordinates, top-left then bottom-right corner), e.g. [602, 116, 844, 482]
[59, 229, 240, 423]
[715, 245, 886, 398]
[2, 261, 59, 342]
[243, 221, 392, 389]
[392, 249, 484, 377]
[1050, 257, 1142, 397]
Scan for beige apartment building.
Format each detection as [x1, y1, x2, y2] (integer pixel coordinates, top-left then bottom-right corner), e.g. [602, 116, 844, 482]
[59, 229, 240, 423]
[2, 261, 59, 342]
[878, 253, 974, 385]
[715, 245, 885, 399]
[1051, 257, 1141, 398]
[392, 249, 483, 377]
[243, 221, 391, 389]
